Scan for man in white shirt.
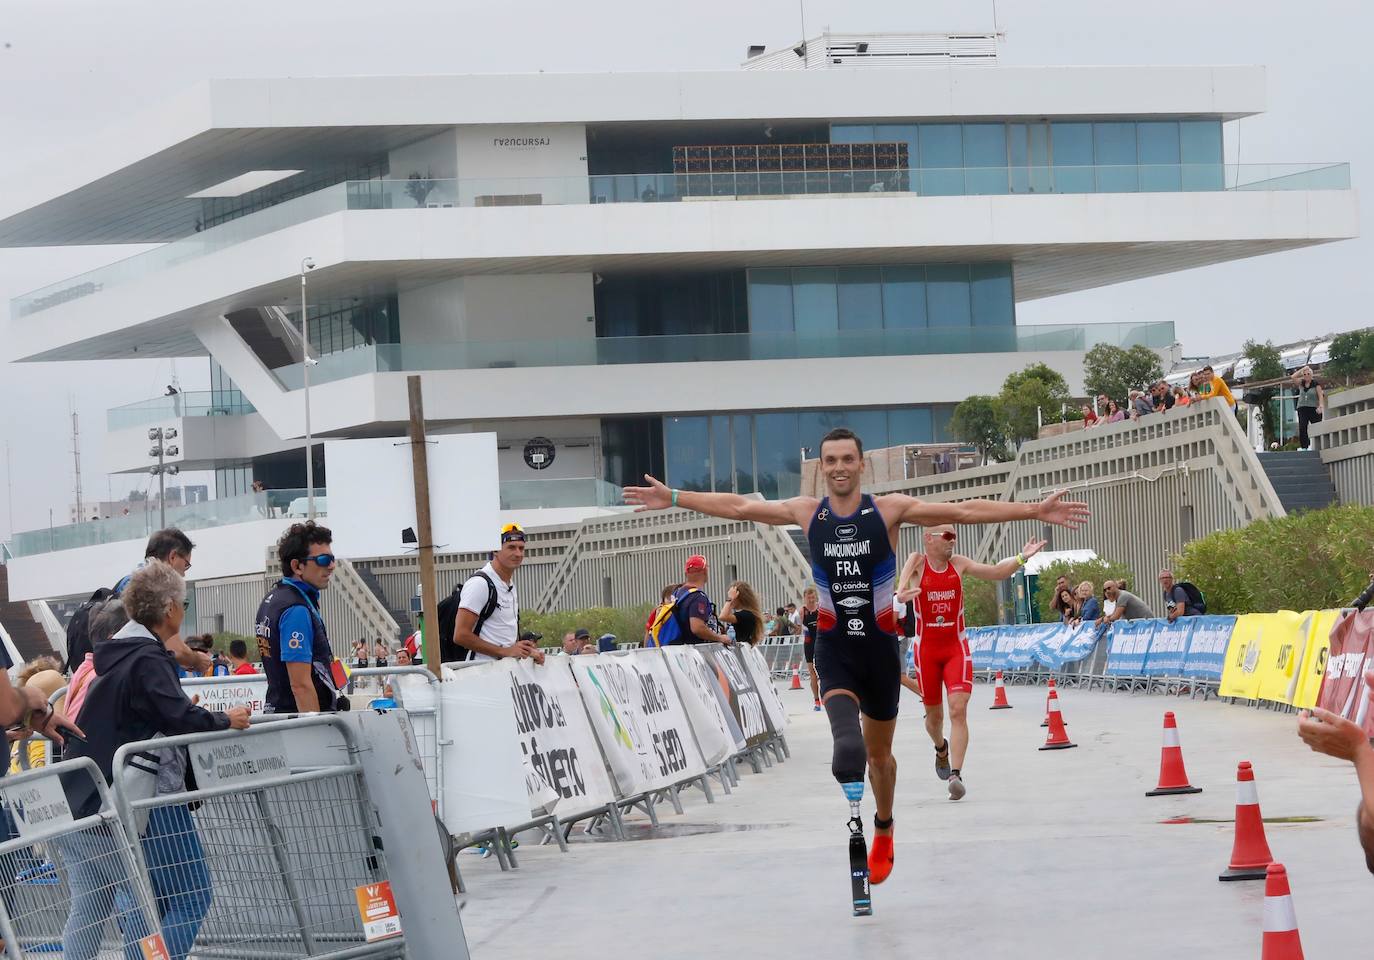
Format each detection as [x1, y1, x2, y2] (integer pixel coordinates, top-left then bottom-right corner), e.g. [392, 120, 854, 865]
[453, 523, 544, 663]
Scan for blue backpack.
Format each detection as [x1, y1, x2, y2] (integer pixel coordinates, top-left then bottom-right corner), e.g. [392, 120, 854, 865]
[646, 588, 699, 647]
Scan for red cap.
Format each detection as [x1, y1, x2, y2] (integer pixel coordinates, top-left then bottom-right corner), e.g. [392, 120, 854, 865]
[685, 555, 707, 573]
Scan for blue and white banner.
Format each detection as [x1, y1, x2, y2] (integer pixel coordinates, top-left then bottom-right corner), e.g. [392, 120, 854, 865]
[1001, 624, 1043, 670]
[968, 626, 1001, 671]
[1143, 619, 1193, 676]
[1105, 619, 1156, 676]
[1181, 615, 1235, 679]
[1034, 622, 1098, 670]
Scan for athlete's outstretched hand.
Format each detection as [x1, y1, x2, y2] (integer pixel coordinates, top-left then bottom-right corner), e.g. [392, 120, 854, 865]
[1021, 538, 1048, 560]
[623, 475, 672, 513]
[1034, 491, 1090, 529]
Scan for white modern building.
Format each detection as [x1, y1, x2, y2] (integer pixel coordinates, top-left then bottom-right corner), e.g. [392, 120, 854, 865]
[0, 34, 1359, 614]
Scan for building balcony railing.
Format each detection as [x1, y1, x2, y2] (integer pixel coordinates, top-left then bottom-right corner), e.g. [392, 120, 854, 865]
[11, 162, 1351, 319]
[9, 476, 624, 557]
[106, 390, 256, 431]
[272, 321, 1176, 388]
[7, 488, 321, 558]
[499, 477, 625, 511]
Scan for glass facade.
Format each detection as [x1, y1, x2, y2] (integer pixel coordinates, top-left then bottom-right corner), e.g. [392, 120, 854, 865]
[282, 294, 400, 359]
[747, 263, 1013, 333]
[831, 118, 1225, 195]
[594, 271, 747, 338]
[663, 405, 956, 500]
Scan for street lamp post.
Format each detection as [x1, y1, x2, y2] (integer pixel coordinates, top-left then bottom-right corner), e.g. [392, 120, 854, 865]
[148, 427, 179, 529]
[300, 257, 317, 519]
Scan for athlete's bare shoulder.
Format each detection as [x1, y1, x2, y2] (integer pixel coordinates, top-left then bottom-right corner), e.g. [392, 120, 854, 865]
[788, 496, 823, 531]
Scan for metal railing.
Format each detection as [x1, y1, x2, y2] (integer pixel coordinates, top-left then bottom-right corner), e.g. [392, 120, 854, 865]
[0, 759, 166, 960]
[111, 716, 405, 960]
[107, 390, 256, 431]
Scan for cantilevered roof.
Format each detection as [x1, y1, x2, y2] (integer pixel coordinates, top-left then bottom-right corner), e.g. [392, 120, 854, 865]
[0, 65, 1265, 246]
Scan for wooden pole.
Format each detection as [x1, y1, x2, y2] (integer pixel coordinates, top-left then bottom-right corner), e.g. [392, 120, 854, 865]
[407, 376, 442, 678]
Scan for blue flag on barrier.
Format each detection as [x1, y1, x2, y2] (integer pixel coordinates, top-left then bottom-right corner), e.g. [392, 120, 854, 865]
[1032, 623, 1074, 670]
[1105, 620, 1155, 675]
[1180, 615, 1234, 679]
[1144, 619, 1193, 675]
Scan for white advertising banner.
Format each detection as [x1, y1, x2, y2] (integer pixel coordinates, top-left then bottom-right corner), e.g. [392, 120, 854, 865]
[700, 645, 773, 748]
[662, 646, 743, 763]
[738, 644, 788, 735]
[507, 657, 618, 817]
[436, 661, 537, 834]
[572, 653, 704, 797]
[182, 675, 269, 715]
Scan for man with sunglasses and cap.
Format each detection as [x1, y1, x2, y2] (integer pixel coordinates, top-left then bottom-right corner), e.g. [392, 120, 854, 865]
[896, 526, 1045, 801]
[257, 521, 342, 714]
[452, 523, 544, 664]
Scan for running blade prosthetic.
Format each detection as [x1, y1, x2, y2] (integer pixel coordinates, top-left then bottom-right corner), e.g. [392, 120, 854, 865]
[842, 782, 872, 916]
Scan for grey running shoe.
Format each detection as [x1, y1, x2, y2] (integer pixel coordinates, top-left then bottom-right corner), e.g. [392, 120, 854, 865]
[948, 772, 966, 801]
[934, 740, 951, 781]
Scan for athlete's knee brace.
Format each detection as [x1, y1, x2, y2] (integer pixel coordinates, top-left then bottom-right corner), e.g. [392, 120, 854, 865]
[825, 696, 866, 785]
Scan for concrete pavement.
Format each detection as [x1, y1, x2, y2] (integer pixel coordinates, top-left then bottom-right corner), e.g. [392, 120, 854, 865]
[455, 681, 1369, 959]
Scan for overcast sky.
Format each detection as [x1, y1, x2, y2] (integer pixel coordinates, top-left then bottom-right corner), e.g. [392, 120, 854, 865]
[0, 0, 1368, 539]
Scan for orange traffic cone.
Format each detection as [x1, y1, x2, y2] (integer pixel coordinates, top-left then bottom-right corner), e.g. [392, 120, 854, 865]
[1038, 688, 1076, 750]
[789, 661, 802, 690]
[989, 671, 1012, 710]
[1219, 761, 1273, 881]
[1260, 863, 1304, 959]
[1041, 677, 1061, 727]
[1146, 711, 1202, 796]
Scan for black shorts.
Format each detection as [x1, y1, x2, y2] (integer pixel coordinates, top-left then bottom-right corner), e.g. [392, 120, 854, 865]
[803, 636, 816, 663]
[814, 633, 901, 722]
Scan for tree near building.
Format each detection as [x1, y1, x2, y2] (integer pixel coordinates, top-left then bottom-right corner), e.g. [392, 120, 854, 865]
[1082, 343, 1164, 405]
[1242, 338, 1285, 448]
[999, 362, 1072, 444]
[949, 395, 1010, 464]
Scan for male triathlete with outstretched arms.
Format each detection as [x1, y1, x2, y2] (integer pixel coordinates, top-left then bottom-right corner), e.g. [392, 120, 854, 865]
[624, 427, 1088, 911]
[896, 525, 1046, 800]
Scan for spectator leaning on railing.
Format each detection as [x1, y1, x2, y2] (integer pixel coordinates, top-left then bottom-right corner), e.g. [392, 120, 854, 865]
[1074, 581, 1100, 626]
[59, 560, 249, 960]
[1097, 580, 1153, 626]
[1296, 670, 1374, 875]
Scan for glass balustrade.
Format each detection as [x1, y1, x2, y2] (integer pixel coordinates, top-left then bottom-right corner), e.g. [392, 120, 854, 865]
[8, 488, 321, 557]
[106, 391, 256, 431]
[12, 163, 1350, 318]
[271, 321, 1176, 387]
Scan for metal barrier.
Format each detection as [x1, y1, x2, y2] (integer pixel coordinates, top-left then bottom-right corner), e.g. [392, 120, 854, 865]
[112, 716, 406, 960]
[345, 667, 445, 820]
[0, 758, 167, 959]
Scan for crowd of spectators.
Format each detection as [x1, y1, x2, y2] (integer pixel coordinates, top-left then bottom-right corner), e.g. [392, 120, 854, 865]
[1080, 365, 1238, 433]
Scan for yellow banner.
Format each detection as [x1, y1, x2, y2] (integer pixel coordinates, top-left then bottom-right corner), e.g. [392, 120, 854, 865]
[1219, 613, 1271, 700]
[1256, 611, 1310, 704]
[1220, 610, 1340, 706]
[1292, 609, 1341, 709]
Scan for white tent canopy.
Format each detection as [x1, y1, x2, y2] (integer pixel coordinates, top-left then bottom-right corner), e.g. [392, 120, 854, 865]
[1024, 549, 1098, 576]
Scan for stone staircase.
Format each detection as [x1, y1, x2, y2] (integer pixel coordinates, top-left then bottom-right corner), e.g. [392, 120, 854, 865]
[354, 563, 415, 636]
[1258, 450, 1338, 514]
[0, 566, 57, 664]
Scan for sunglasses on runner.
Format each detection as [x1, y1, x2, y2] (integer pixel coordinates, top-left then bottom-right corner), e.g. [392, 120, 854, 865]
[938, 531, 957, 541]
[304, 553, 336, 568]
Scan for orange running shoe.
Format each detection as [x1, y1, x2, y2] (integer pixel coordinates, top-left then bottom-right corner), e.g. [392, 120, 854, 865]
[868, 818, 894, 884]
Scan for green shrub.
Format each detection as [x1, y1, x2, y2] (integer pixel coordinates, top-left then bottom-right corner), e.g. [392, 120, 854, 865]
[1174, 504, 1374, 614]
[963, 579, 999, 627]
[1033, 557, 1132, 623]
[522, 605, 658, 647]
